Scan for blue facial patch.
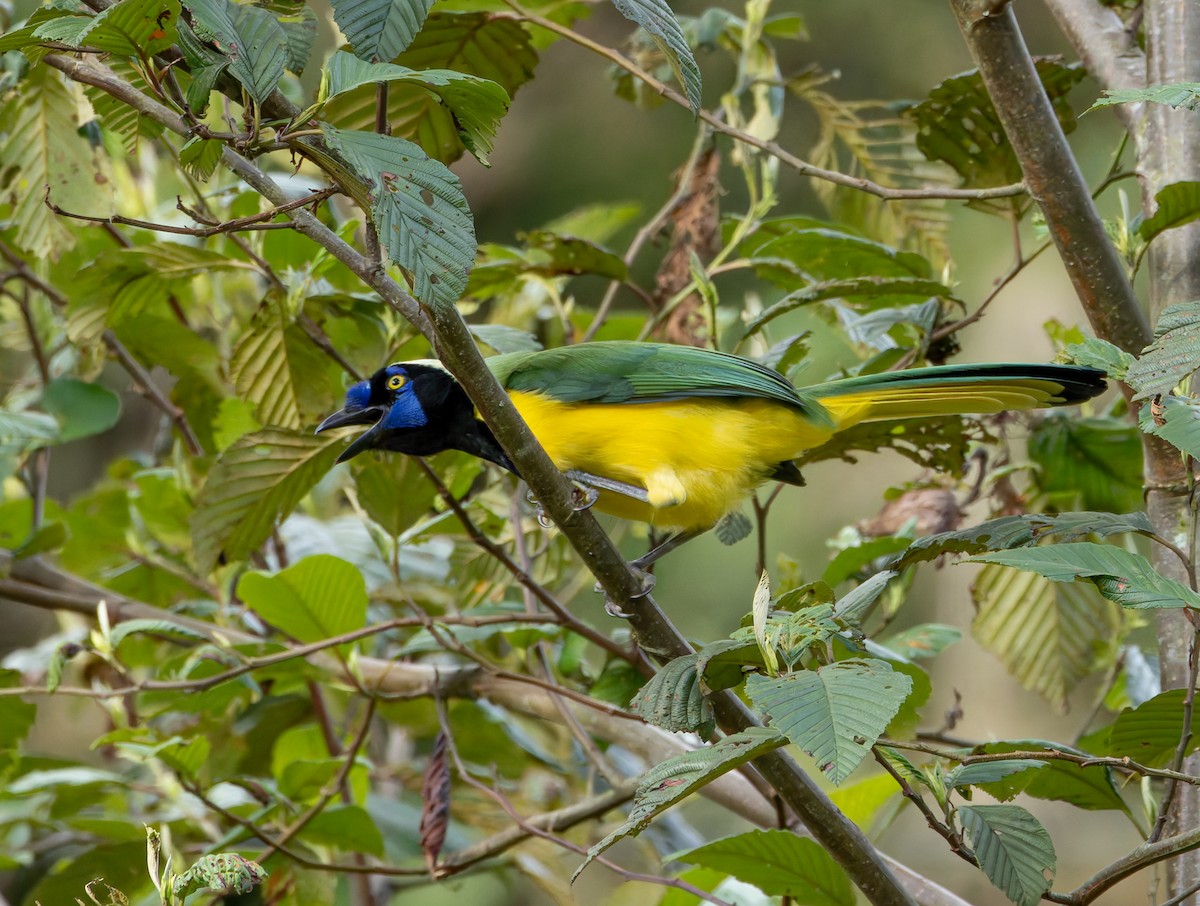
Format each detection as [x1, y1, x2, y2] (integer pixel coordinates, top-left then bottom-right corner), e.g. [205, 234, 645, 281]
[381, 382, 429, 429]
[344, 381, 371, 411]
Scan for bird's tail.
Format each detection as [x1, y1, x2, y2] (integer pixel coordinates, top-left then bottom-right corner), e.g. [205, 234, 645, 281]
[809, 363, 1107, 431]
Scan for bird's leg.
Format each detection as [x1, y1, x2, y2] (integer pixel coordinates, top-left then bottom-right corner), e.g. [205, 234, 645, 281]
[630, 529, 706, 571]
[564, 470, 651, 503]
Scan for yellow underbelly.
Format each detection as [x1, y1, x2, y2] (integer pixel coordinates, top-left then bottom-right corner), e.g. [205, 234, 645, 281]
[509, 392, 829, 532]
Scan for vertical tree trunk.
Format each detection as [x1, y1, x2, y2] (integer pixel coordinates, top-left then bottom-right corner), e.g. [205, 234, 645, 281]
[1143, 2, 1200, 901]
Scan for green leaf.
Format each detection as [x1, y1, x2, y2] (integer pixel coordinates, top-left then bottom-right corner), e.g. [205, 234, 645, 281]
[1090, 82, 1200, 112]
[182, 0, 287, 103]
[630, 652, 714, 737]
[321, 12, 537, 166]
[1139, 182, 1200, 243]
[318, 51, 510, 165]
[1065, 337, 1136, 381]
[972, 740, 1128, 812]
[0, 669, 37, 749]
[877, 623, 962, 660]
[330, 0, 434, 62]
[173, 853, 267, 898]
[238, 554, 368, 643]
[273, 1, 316, 73]
[84, 60, 167, 155]
[0, 408, 61, 458]
[896, 511, 1153, 569]
[1126, 299, 1200, 398]
[1140, 393, 1200, 459]
[827, 772, 902, 830]
[78, 0, 180, 55]
[906, 60, 1084, 208]
[25, 842, 145, 906]
[572, 727, 784, 881]
[958, 804, 1055, 906]
[833, 569, 897, 625]
[108, 619, 209, 649]
[1107, 689, 1200, 767]
[41, 378, 121, 443]
[300, 804, 385, 855]
[190, 429, 344, 571]
[179, 135, 223, 180]
[746, 659, 913, 784]
[946, 760, 1046, 790]
[1028, 416, 1144, 513]
[0, 66, 114, 258]
[972, 563, 1120, 709]
[608, 0, 701, 112]
[744, 276, 952, 338]
[320, 125, 476, 308]
[231, 304, 332, 429]
[673, 829, 854, 905]
[351, 454, 437, 536]
[469, 323, 543, 354]
[968, 542, 1200, 610]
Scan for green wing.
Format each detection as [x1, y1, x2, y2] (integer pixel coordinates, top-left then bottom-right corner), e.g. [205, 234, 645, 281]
[488, 341, 817, 411]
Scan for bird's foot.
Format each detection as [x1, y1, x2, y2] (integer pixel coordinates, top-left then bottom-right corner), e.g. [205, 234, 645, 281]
[569, 480, 599, 512]
[526, 490, 555, 528]
[595, 567, 656, 618]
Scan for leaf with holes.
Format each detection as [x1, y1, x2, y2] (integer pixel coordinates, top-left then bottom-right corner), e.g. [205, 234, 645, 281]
[746, 659, 912, 784]
[572, 727, 784, 881]
[316, 51, 510, 165]
[673, 829, 854, 905]
[968, 542, 1200, 611]
[1140, 393, 1200, 460]
[190, 429, 344, 571]
[322, 12, 537, 165]
[321, 125, 476, 308]
[182, 0, 287, 103]
[1126, 300, 1200, 399]
[631, 652, 714, 736]
[958, 804, 1055, 906]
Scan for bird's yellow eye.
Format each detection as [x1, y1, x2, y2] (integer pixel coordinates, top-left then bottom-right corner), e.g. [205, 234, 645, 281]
[387, 374, 407, 390]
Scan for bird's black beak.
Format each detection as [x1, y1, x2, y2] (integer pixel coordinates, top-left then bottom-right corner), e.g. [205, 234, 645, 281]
[315, 405, 387, 463]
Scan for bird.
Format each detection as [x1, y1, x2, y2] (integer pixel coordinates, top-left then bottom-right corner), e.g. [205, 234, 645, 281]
[316, 340, 1106, 565]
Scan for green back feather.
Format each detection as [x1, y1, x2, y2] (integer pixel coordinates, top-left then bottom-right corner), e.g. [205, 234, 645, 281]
[488, 341, 821, 412]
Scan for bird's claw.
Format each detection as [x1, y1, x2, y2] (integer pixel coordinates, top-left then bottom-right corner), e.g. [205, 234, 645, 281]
[570, 480, 599, 512]
[595, 567, 656, 618]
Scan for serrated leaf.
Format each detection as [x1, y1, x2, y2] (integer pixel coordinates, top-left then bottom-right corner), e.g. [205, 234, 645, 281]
[331, 0, 434, 62]
[322, 12, 537, 165]
[972, 563, 1120, 709]
[833, 569, 896, 625]
[1065, 337, 1136, 380]
[1090, 83, 1200, 112]
[190, 429, 344, 571]
[231, 305, 330, 429]
[41, 378, 121, 443]
[317, 51, 510, 165]
[877, 623, 961, 660]
[79, 0, 180, 56]
[746, 659, 912, 784]
[895, 511, 1153, 569]
[0, 9, 78, 51]
[238, 554, 367, 643]
[946, 760, 1046, 789]
[608, 0, 700, 112]
[321, 125, 476, 307]
[179, 135, 223, 180]
[907, 61, 1084, 209]
[107, 619, 209, 649]
[183, 0, 287, 103]
[351, 454, 436, 535]
[968, 542, 1200, 610]
[631, 652, 714, 736]
[673, 829, 854, 905]
[469, 323, 543, 354]
[1139, 393, 1200, 459]
[173, 853, 267, 898]
[714, 510, 751, 545]
[84, 59, 166, 155]
[1107, 689, 1200, 767]
[269, 1, 315, 73]
[972, 740, 1128, 812]
[572, 727, 784, 881]
[958, 804, 1055, 906]
[1126, 300, 1200, 398]
[0, 66, 113, 258]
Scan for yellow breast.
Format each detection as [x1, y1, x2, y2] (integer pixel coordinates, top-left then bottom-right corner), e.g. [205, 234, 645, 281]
[509, 392, 828, 532]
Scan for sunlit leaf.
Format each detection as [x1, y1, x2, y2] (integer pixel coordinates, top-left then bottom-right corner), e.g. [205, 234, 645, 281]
[1107, 689, 1200, 767]
[238, 554, 368, 643]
